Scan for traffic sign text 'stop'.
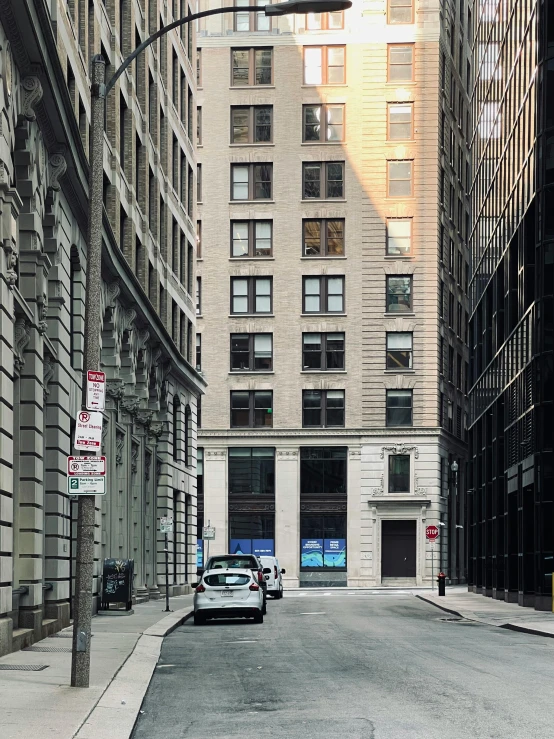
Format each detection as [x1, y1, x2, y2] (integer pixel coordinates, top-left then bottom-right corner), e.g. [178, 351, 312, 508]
[426, 525, 439, 541]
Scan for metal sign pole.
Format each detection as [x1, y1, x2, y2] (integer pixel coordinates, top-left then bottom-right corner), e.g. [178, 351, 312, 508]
[432, 544, 434, 591]
[164, 532, 170, 613]
[206, 519, 210, 562]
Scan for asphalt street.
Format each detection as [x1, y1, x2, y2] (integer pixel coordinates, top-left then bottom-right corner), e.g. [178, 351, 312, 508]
[132, 593, 554, 739]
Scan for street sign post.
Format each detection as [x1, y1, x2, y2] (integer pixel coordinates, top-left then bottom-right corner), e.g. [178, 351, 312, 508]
[426, 525, 440, 590]
[160, 517, 174, 613]
[68, 477, 106, 495]
[67, 455, 106, 496]
[86, 370, 106, 411]
[74, 411, 103, 450]
[202, 522, 215, 563]
[68, 456, 106, 476]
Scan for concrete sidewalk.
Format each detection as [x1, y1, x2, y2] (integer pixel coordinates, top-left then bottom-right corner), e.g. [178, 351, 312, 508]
[0, 595, 193, 739]
[418, 589, 554, 637]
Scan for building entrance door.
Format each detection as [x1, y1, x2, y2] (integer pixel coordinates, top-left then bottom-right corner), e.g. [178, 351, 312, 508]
[381, 520, 416, 578]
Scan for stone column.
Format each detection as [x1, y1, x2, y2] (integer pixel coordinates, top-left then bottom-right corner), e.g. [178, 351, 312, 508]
[203, 449, 227, 557]
[275, 449, 300, 588]
[347, 448, 362, 587]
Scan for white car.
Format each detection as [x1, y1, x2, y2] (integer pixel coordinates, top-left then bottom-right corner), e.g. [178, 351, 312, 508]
[259, 556, 285, 599]
[193, 567, 264, 625]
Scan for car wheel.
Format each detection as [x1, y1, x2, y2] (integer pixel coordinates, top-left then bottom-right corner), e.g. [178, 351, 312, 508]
[262, 599, 267, 615]
[278, 587, 283, 599]
[193, 612, 205, 626]
[253, 611, 264, 624]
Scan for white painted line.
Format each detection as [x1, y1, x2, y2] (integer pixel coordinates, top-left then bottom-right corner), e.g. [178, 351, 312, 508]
[299, 612, 326, 615]
[223, 640, 258, 644]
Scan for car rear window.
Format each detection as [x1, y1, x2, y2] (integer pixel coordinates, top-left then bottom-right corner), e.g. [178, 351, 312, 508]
[209, 557, 256, 569]
[204, 574, 251, 587]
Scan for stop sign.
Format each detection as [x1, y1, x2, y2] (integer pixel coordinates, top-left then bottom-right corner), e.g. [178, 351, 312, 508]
[426, 525, 439, 541]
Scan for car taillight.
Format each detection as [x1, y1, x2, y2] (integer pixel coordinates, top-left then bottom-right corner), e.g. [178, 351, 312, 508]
[249, 583, 260, 591]
[274, 566, 278, 580]
[257, 571, 263, 583]
[195, 583, 206, 593]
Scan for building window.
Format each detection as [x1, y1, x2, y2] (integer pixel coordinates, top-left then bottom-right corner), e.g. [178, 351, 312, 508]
[228, 447, 275, 495]
[386, 276, 412, 313]
[387, 160, 413, 196]
[303, 219, 344, 256]
[231, 164, 272, 200]
[387, 45, 414, 81]
[386, 389, 413, 426]
[231, 221, 272, 257]
[303, 276, 345, 313]
[231, 276, 272, 314]
[184, 405, 192, 467]
[302, 161, 344, 199]
[173, 395, 181, 462]
[196, 48, 201, 86]
[387, 0, 413, 24]
[197, 163, 202, 202]
[386, 218, 412, 255]
[305, 11, 344, 29]
[388, 455, 410, 492]
[303, 104, 344, 142]
[196, 276, 201, 315]
[196, 333, 201, 371]
[302, 390, 345, 427]
[197, 107, 202, 145]
[303, 46, 345, 85]
[302, 332, 345, 370]
[386, 332, 413, 369]
[231, 48, 273, 86]
[231, 106, 272, 143]
[388, 103, 413, 140]
[231, 390, 273, 428]
[235, 0, 270, 31]
[231, 333, 273, 371]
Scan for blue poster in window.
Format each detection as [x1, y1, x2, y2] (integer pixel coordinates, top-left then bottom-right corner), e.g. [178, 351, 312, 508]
[230, 538, 252, 555]
[196, 540, 203, 568]
[324, 539, 346, 567]
[252, 539, 274, 557]
[301, 539, 323, 567]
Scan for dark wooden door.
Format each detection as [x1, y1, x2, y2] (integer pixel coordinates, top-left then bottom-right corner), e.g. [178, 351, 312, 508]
[381, 520, 416, 577]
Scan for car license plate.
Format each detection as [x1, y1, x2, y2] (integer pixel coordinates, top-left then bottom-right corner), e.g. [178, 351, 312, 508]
[221, 590, 233, 597]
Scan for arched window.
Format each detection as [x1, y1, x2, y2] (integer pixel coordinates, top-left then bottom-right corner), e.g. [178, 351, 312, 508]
[184, 404, 192, 466]
[173, 395, 181, 462]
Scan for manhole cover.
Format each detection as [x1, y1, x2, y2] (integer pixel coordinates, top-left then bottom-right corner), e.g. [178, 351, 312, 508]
[0, 664, 49, 671]
[25, 646, 71, 653]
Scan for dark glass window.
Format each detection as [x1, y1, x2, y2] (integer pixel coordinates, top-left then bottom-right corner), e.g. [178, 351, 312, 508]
[300, 447, 347, 497]
[231, 390, 273, 427]
[228, 447, 275, 495]
[303, 104, 344, 142]
[231, 48, 273, 86]
[303, 219, 345, 256]
[386, 276, 412, 312]
[386, 389, 413, 426]
[231, 106, 272, 143]
[388, 454, 410, 492]
[302, 162, 344, 199]
[302, 390, 345, 427]
[231, 333, 273, 371]
[231, 165, 272, 201]
[386, 332, 412, 369]
[302, 332, 345, 370]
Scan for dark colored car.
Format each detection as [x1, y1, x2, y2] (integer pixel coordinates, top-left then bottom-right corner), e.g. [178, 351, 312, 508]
[202, 554, 267, 614]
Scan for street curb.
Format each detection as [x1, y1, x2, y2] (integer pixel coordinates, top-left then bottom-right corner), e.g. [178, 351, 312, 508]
[500, 623, 554, 639]
[415, 594, 466, 619]
[73, 604, 193, 739]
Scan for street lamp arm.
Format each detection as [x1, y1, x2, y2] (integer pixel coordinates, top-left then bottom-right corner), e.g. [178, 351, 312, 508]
[106, 6, 259, 96]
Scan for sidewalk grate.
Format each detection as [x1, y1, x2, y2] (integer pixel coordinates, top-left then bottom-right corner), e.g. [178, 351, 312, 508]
[24, 646, 72, 653]
[0, 664, 49, 671]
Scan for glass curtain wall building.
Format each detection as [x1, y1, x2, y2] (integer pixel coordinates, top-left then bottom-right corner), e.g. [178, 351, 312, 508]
[468, 0, 554, 609]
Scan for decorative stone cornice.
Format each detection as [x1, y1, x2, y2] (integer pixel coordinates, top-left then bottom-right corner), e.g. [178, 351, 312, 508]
[20, 75, 43, 121]
[205, 450, 227, 460]
[106, 379, 125, 400]
[148, 421, 164, 439]
[380, 445, 419, 459]
[115, 431, 125, 465]
[47, 153, 67, 192]
[13, 316, 31, 374]
[131, 442, 139, 474]
[120, 396, 140, 416]
[135, 410, 154, 427]
[276, 450, 298, 459]
[43, 351, 55, 399]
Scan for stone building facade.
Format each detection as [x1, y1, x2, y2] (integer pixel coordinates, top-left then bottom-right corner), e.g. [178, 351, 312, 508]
[0, 0, 203, 657]
[196, 0, 470, 587]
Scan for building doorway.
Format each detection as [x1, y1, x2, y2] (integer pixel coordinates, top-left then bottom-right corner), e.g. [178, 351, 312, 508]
[381, 520, 416, 578]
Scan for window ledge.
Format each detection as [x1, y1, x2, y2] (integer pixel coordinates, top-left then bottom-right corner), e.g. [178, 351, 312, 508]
[229, 371, 275, 375]
[229, 257, 275, 261]
[229, 200, 275, 205]
[301, 370, 347, 374]
[230, 142, 275, 148]
[301, 141, 346, 146]
[384, 254, 413, 259]
[301, 313, 347, 317]
[300, 84, 348, 88]
[384, 312, 415, 317]
[229, 85, 275, 90]
[196, 313, 203, 318]
[300, 256, 347, 260]
[229, 314, 274, 318]
[301, 198, 346, 203]
[384, 369, 415, 374]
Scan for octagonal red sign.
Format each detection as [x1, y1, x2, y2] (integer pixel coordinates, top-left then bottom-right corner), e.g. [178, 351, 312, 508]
[426, 525, 439, 541]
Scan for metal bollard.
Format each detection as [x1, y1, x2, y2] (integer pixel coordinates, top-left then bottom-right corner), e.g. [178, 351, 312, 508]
[437, 572, 446, 596]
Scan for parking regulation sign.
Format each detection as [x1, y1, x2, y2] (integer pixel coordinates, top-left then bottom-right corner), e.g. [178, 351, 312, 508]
[68, 476, 106, 495]
[74, 411, 103, 450]
[68, 456, 106, 476]
[86, 370, 106, 411]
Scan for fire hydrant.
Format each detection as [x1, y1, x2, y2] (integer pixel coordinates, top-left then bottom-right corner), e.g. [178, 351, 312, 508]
[437, 572, 446, 596]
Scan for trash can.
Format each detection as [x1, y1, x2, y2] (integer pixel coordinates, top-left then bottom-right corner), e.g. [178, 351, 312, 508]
[437, 571, 446, 597]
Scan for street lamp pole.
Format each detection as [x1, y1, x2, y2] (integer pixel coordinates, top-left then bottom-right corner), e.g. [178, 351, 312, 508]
[71, 0, 352, 689]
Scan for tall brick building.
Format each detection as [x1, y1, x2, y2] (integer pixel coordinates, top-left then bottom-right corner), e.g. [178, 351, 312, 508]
[0, 0, 203, 656]
[196, 0, 471, 587]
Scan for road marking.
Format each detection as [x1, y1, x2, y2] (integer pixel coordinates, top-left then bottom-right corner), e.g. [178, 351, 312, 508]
[223, 640, 258, 644]
[299, 612, 326, 615]
[156, 664, 176, 668]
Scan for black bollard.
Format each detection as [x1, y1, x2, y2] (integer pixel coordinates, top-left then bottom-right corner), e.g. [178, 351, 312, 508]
[437, 572, 446, 596]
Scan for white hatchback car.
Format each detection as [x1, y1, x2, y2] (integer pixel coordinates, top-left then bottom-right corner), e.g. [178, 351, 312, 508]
[259, 556, 285, 599]
[193, 568, 264, 625]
